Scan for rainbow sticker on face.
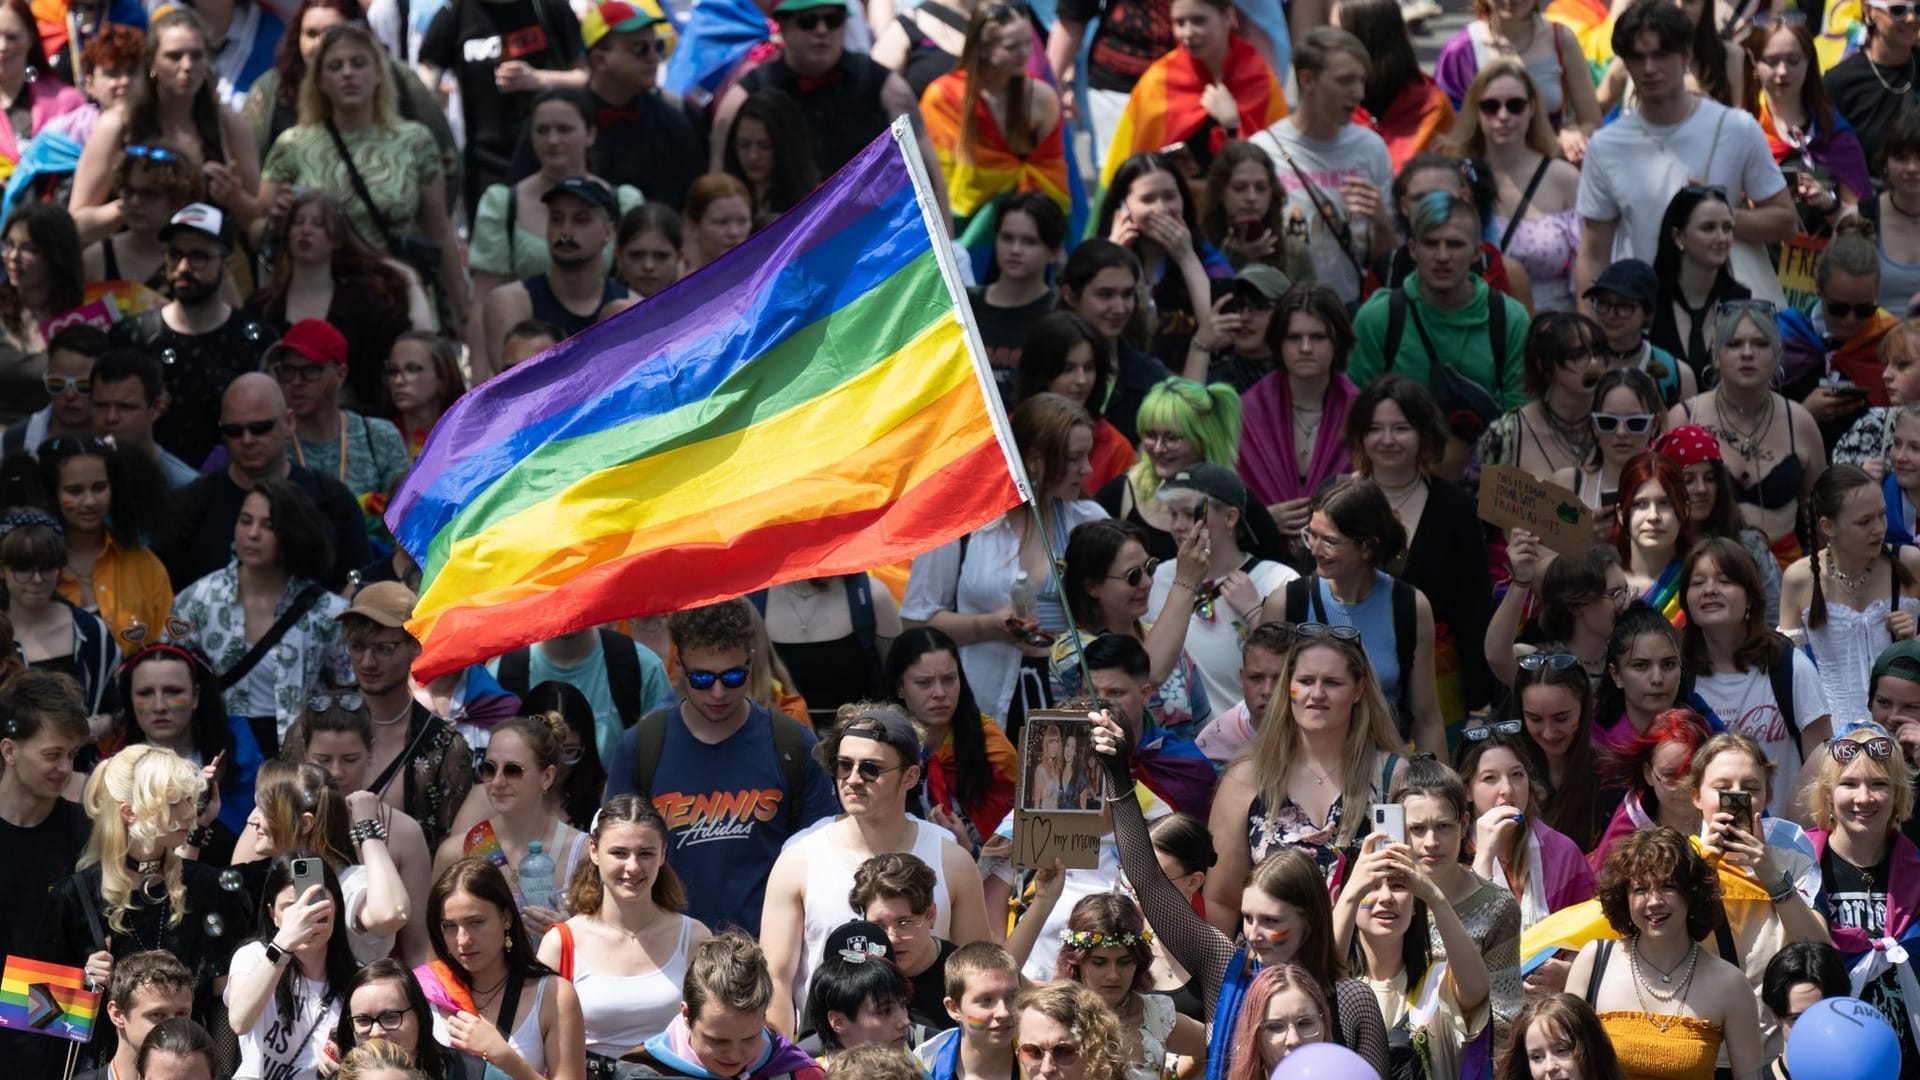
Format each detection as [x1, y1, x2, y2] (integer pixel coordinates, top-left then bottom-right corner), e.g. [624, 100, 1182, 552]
[1358, 898, 1376, 912]
[1258, 928, 1292, 945]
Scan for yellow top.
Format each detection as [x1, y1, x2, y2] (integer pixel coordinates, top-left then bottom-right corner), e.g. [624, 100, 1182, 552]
[1598, 1012, 1721, 1080]
[57, 533, 173, 650]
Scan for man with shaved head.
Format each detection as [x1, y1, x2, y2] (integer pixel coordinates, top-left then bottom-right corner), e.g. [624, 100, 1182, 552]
[154, 371, 371, 601]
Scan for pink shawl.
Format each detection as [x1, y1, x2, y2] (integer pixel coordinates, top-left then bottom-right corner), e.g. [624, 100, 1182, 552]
[0, 77, 85, 164]
[1239, 371, 1358, 506]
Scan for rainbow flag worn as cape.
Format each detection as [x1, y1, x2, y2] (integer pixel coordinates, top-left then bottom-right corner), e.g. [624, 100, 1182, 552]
[1098, 38, 1288, 189]
[387, 121, 1029, 681]
[0, 956, 99, 1043]
[920, 70, 1071, 254]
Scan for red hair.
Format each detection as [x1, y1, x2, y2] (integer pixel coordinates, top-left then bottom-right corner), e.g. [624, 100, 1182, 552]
[1610, 452, 1697, 564]
[1225, 965, 1331, 1080]
[1601, 707, 1712, 797]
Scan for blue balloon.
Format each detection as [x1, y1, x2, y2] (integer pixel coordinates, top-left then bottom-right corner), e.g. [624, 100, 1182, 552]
[1786, 997, 1902, 1080]
[1271, 1042, 1375, 1080]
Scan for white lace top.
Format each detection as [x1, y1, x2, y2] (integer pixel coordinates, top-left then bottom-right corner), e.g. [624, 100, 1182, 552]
[1129, 992, 1178, 1080]
[1803, 596, 1920, 726]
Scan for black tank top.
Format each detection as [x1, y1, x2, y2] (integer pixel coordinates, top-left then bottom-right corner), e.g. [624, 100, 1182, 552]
[521, 273, 631, 339]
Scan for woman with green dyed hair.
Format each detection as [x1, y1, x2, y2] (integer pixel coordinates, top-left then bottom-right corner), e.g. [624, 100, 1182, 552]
[1097, 376, 1287, 562]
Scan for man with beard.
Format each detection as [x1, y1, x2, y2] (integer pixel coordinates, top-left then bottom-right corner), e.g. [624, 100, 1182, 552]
[108, 204, 278, 469]
[154, 372, 371, 600]
[478, 176, 629, 378]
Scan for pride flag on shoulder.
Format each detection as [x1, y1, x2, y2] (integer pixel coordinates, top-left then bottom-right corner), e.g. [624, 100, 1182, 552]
[388, 120, 1029, 681]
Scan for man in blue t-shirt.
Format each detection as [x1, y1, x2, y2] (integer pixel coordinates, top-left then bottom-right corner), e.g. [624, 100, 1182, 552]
[605, 600, 839, 934]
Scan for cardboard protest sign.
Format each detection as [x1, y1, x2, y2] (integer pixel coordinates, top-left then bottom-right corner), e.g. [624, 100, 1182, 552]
[1478, 464, 1594, 558]
[1013, 710, 1104, 870]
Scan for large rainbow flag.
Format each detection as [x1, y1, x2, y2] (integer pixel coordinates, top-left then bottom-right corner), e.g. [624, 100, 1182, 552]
[387, 121, 1029, 681]
[0, 956, 99, 1043]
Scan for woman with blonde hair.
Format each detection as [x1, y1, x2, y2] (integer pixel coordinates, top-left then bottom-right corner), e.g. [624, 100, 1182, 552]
[49, 745, 249, 1040]
[257, 22, 463, 332]
[1016, 981, 1133, 1080]
[1209, 623, 1406, 914]
[1433, 0, 1599, 160]
[337, 1038, 429, 1080]
[536, 794, 712, 1064]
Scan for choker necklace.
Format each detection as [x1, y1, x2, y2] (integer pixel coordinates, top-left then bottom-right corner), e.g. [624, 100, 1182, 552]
[1892, 192, 1920, 220]
[127, 854, 167, 903]
[1826, 547, 1874, 591]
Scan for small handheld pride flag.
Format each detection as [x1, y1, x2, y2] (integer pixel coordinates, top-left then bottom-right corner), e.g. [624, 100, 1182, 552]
[0, 956, 100, 1043]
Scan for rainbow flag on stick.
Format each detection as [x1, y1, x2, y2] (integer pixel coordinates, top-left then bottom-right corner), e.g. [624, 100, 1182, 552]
[388, 119, 1030, 681]
[0, 956, 100, 1043]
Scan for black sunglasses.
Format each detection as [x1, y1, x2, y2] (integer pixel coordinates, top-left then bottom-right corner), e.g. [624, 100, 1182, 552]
[834, 757, 906, 782]
[1518, 653, 1580, 671]
[787, 8, 847, 30]
[219, 419, 277, 438]
[1104, 559, 1159, 587]
[1477, 96, 1529, 116]
[1826, 298, 1879, 319]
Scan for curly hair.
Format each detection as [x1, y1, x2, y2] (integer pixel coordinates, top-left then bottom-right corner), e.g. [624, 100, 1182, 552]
[1053, 893, 1154, 993]
[1595, 826, 1723, 941]
[78, 744, 205, 931]
[1017, 982, 1129, 1080]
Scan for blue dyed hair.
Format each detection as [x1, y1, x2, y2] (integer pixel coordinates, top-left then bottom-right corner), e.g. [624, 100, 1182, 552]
[1410, 191, 1479, 243]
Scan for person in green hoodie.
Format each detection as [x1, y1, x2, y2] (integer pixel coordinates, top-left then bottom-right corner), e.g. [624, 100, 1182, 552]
[1347, 191, 1531, 417]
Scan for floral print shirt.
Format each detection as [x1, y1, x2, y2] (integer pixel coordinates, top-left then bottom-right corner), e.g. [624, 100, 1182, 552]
[171, 563, 352, 739]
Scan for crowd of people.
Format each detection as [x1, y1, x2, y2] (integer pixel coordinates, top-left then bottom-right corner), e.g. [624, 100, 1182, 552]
[7, 0, 1920, 1074]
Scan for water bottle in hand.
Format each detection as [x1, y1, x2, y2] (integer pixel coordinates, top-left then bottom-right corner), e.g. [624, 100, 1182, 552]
[1011, 571, 1037, 622]
[519, 840, 555, 911]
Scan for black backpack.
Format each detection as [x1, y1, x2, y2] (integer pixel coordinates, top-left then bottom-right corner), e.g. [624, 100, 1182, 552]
[496, 628, 647, 731]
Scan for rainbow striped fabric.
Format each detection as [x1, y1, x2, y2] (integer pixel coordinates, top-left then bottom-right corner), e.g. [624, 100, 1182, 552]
[0, 956, 99, 1043]
[388, 123, 1028, 681]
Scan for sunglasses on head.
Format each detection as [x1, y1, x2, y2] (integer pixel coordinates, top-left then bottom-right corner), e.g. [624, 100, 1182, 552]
[1717, 297, 1779, 319]
[787, 7, 847, 30]
[220, 419, 277, 438]
[685, 665, 750, 690]
[1462, 719, 1525, 741]
[1826, 298, 1879, 319]
[477, 759, 528, 782]
[126, 144, 180, 162]
[1276, 622, 1362, 645]
[1518, 652, 1580, 671]
[1105, 558, 1160, 587]
[1592, 412, 1656, 434]
[1477, 96, 1529, 116]
[308, 691, 363, 713]
[1830, 735, 1897, 761]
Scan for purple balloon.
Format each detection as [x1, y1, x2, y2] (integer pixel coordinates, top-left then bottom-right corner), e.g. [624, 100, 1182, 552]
[1271, 1042, 1375, 1080]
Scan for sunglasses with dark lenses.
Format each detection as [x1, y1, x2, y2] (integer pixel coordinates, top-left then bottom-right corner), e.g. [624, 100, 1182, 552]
[476, 760, 528, 782]
[789, 8, 847, 30]
[834, 757, 904, 782]
[1462, 719, 1525, 741]
[219, 419, 277, 439]
[686, 666, 751, 690]
[1874, 1, 1920, 17]
[1830, 736, 1896, 762]
[1591, 412, 1656, 434]
[1518, 652, 1580, 671]
[1477, 96, 1529, 116]
[1826, 298, 1879, 319]
[1104, 559, 1159, 587]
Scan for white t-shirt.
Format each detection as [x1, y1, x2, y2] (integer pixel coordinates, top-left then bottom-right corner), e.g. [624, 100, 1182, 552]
[1148, 559, 1297, 715]
[227, 941, 343, 1080]
[1576, 98, 1787, 267]
[1252, 119, 1394, 305]
[1691, 650, 1830, 819]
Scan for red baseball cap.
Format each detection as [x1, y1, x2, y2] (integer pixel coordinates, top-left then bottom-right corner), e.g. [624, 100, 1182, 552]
[271, 319, 348, 367]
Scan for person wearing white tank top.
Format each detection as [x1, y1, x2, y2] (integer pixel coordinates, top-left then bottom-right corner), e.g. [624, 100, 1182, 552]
[536, 795, 715, 1058]
[761, 707, 992, 1037]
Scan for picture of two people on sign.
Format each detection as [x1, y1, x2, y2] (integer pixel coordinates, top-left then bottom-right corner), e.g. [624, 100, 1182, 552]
[1022, 718, 1102, 812]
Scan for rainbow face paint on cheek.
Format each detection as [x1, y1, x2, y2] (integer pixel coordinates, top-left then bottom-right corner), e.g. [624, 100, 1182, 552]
[1358, 898, 1376, 912]
[963, 1015, 995, 1032]
[1257, 928, 1291, 945]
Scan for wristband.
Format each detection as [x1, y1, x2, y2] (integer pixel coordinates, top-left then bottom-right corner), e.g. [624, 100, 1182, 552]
[350, 819, 390, 846]
[186, 825, 215, 849]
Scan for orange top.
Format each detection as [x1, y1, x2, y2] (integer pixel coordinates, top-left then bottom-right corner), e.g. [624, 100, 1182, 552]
[1597, 1012, 1721, 1080]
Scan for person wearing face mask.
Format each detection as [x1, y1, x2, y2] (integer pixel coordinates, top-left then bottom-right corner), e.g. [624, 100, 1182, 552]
[1331, 781, 1496, 1080]
[1781, 464, 1920, 727]
[478, 176, 629, 380]
[1804, 724, 1920, 1080]
[1089, 706, 1392, 1077]
[1494, 994, 1629, 1080]
[1585, 262, 1697, 408]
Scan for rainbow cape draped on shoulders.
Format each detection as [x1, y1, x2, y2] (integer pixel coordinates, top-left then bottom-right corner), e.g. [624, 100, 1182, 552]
[1522, 835, 1766, 972]
[920, 71, 1070, 252]
[1099, 37, 1286, 188]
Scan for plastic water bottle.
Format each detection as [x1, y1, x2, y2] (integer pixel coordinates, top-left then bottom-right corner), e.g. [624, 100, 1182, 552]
[1011, 571, 1038, 623]
[519, 840, 555, 911]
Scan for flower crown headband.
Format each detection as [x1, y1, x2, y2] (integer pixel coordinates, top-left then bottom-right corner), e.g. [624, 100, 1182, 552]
[1061, 928, 1153, 949]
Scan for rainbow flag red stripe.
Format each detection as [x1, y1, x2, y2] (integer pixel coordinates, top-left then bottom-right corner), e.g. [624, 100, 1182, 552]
[388, 123, 1028, 680]
[0, 956, 99, 1043]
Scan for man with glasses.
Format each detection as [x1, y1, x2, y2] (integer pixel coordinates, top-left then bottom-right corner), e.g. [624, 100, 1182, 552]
[712, 0, 946, 216]
[1783, 232, 1898, 451]
[580, 0, 700, 208]
[1827, 0, 1920, 168]
[488, 622, 674, 770]
[1588, 260, 1697, 407]
[0, 325, 107, 456]
[1574, 0, 1793, 304]
[851, 853, 958, 1032]
[268, 319, 408, 501]
[605, 598, 838, 936]
[155, 372, 371, 592]
[108, 204, 279, 470]
[89, 348, 199, 489]
[760, 707, 988, 1037]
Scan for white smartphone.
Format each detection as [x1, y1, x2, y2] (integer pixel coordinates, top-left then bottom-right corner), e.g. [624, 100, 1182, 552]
[1372, 804, 1407, 845]
[291, 855, 324, 899]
